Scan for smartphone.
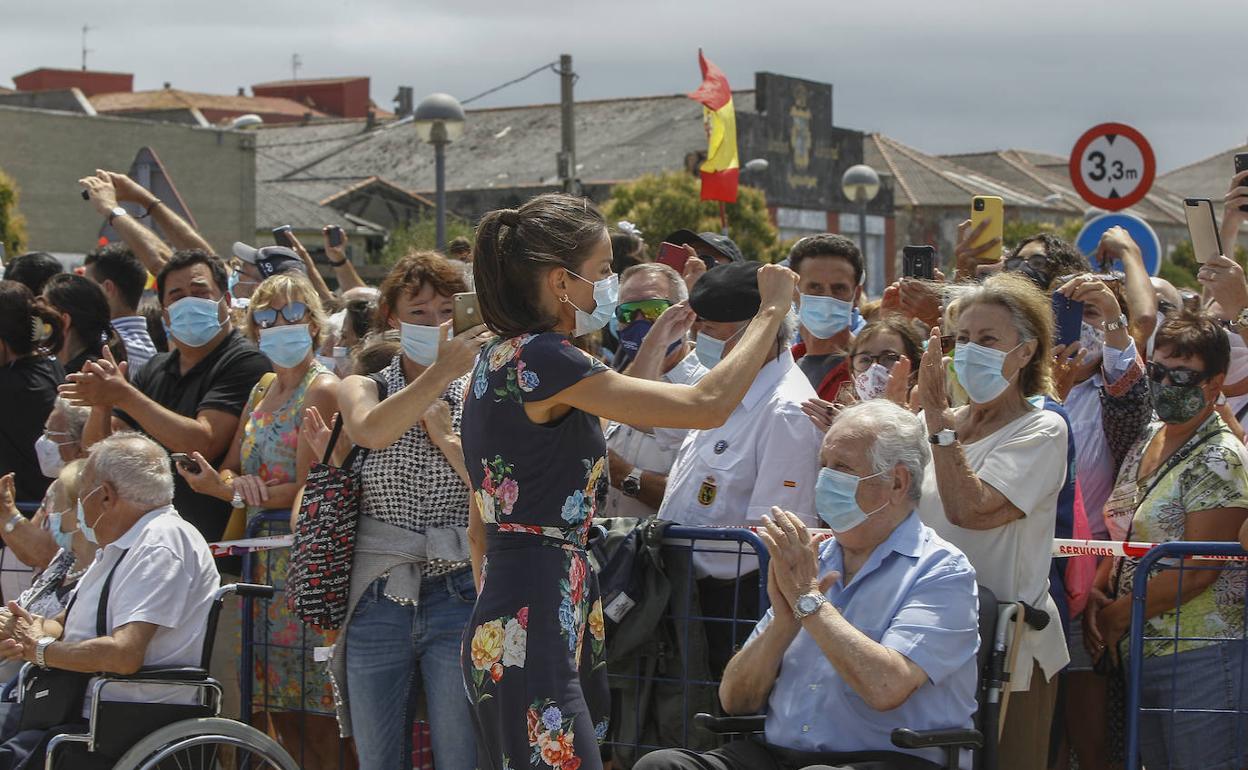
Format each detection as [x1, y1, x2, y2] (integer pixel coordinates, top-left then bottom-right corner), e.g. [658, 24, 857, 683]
[1052, 293, 1085, 347]
[169, 452, 197, 472]
[939, 335, 956, 355]
[902, 245, 936, 280]
[1234, 153, 1248, 213]
[326, 225, 345, 247]
[1184, 198, 1223, 264]
[970, 196, 1004, 262]
[272, 225, 295, 248]
[453, 292, 480, 336]
[656, 242, 690, 272]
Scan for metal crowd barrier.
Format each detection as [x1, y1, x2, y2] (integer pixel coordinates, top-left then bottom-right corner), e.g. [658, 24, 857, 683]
[1124, 540, 1248, 770]
[604, 524, 770, 768]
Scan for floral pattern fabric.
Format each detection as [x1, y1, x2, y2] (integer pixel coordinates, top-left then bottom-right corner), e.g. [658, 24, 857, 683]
[1105, 412, 1248, 657]
[240, 362, 338, 712]
[461, 332, 611, 770]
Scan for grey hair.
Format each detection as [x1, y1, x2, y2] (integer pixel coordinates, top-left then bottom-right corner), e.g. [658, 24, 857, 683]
[619, 262, 688, 303]
[51, 398, 90, 442]
[832, 400, 930, 501]
[84, 432, 174, 509]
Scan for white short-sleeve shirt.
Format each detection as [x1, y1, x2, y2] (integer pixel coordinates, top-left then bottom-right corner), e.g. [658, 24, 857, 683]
[658, 352, 824, 578]
[63, 506, 221, 712]
[917, 406, 1070, 690]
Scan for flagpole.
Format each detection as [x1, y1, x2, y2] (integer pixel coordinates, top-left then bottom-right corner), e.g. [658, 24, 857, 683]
[719, 202, 728, 235]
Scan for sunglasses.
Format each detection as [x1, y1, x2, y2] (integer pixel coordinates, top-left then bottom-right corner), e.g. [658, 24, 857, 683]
[253, 301, 308, 329]
[1146, 361, 1207, 387]
[615, 299, 672, 325]
[1004, 254, 1050, 273]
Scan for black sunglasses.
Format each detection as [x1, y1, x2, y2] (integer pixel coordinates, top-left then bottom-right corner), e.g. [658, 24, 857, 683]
[1146, 361, 1207, 387]
[253, 301, 308, 329]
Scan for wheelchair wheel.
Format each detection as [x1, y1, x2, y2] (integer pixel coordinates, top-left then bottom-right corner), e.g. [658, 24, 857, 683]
[110, 717, 300, 770]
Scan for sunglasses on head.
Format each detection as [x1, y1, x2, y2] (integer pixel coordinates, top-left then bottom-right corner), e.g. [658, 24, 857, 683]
[253, 301, 308, 329]
[1146, 361, 1207, 387]
[615, 299, 672, 325]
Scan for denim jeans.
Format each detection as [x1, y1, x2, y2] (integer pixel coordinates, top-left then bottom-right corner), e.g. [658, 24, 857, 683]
[1139, 641, 1248, 770]
[346, 568, 477, 770]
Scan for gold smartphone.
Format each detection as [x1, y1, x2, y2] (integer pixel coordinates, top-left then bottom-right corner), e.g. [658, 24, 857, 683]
[453, 292, 481, 336]
[970, 196, 1004, 262]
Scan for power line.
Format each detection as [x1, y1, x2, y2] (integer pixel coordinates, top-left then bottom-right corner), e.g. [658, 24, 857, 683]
[461, 61, 560, 105]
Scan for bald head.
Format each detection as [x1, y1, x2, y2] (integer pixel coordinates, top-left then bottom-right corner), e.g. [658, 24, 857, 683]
[1151, 277, 1182, 311]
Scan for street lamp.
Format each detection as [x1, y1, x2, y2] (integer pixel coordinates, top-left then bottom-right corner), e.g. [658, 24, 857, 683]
[413, 92, 466, 252]
[841, 164, 881, 264]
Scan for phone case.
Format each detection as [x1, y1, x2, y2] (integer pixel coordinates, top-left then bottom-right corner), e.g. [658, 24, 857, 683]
[970, 196, 1004, 262]
[1051, 295, 1084, 346]
[1184, 198, 1223, 264]
[902, 246, 935, 279]
[453, 293, 480, 336]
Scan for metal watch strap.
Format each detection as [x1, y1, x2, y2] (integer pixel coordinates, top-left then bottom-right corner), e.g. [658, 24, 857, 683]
[34, 637, 55, 669]
[793, 591, 828, 620]
[1104, 314, 1128, 332]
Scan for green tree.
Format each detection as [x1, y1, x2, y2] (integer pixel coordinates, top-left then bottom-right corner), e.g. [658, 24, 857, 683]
[380, 214, 475, 265]
[1001, 217, 1083, 253]
[602, 172, 780, 262]
[1157, 240, 1248, 290]
[0, 168, 27, 257]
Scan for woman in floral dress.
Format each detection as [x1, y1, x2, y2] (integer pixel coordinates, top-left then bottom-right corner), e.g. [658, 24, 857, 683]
[461, 193, 799, 770]
[179, 273, 341, 767]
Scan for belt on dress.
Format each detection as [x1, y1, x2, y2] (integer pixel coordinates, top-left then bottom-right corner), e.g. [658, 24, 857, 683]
[486, 524, 587, 553]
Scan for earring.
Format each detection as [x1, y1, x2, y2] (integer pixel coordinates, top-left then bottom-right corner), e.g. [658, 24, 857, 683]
[559, 295, 570, 304]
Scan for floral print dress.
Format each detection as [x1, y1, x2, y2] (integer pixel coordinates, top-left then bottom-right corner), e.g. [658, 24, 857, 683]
[461, 332, 611, 770]
[240, 361, 337, 713]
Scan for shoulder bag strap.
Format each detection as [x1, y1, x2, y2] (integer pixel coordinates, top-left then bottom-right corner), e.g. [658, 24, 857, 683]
[95, 548, 131, 638]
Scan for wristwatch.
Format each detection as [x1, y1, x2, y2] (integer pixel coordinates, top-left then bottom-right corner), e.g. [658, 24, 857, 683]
[621, 468, 643, 498]
[1104, 314, 1128, 333]
[107, 206, 128, 226]
[793, 591, 828, 620]
[34, 636, 56, 669]
[3, 512, 23, 534]
[929, 429, 958, 447]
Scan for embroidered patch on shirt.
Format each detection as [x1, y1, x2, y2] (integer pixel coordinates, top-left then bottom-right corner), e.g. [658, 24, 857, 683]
[698, 477, 717, 506]
[713, 440, 729, 454]
[783, 480, 797, 488]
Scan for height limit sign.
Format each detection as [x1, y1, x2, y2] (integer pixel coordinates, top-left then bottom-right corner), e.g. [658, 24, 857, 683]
[1069, 122, 1155, 211]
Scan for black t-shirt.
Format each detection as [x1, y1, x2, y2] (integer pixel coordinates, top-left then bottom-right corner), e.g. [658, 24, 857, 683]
[797, 353, 844, 390]
[116, 330, 271, 545]
[0, 356, 64, 503]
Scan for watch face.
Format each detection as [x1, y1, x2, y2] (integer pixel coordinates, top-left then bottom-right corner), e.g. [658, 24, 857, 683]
[797, 594, 820, 614]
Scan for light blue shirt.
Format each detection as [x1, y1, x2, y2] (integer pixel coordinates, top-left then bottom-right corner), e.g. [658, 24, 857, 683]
[750, 512, 979, 767]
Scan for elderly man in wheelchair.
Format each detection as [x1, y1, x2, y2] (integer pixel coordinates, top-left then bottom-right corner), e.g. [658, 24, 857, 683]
[637, 401, 981, 770]
[0, 433, 290, 770]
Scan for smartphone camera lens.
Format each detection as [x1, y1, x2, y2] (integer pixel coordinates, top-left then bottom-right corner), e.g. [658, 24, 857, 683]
[974, 199, 984, 211]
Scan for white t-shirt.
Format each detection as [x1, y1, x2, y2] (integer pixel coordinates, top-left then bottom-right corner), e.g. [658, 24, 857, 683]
[63, 506, 221, 712]
[917, 406, 1070, 690]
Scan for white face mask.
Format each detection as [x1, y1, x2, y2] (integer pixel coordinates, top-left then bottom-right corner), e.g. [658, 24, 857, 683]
[35, 434, 69, 479]
[400, 321, 443, 366]
[567, 271, 619, 337]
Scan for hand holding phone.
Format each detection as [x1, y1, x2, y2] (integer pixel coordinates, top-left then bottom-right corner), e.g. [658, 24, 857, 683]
[1184, 198, 1223, 264]
[272, 225, 295, 248]
[902, 245, 936, 280]
[1051, 292, 1085, 346]
[325, 225, 345, 248]
[969, 196, 1004, 263]
[169, 452, 198, 473]
[453, 292, 481, 336]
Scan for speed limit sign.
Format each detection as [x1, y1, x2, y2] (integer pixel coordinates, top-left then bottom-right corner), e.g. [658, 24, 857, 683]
[1069, 122, 1155, 211]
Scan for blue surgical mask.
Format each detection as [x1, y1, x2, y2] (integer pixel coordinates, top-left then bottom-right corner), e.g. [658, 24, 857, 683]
[799, 295, 853, 339]
[48, 511, 75, 551]
[76, 485, 105, 545]
[952, 341, 1024, 404]
[259, 323, 313, 369]
[167, 296, 225, 347]
[694, 325, 745, 370]
[567, 271, 619, 336]
[401, 321, 442, 366]
[815, 467, 886, 533]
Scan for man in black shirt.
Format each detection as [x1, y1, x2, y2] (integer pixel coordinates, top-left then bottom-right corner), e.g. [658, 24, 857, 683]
[60, 250, 271, 546]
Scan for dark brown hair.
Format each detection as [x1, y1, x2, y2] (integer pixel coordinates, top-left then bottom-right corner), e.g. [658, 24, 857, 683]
[374, 251, 468, 330]
[850, 315, 925, 371]
[156, 249, 229, 304]
[788, 234, 863, 284]
[0, 280, 64, 357]
[42, 273, 127, 365]
[472, 193, 607, 337]
[1154, 310, 1230, 377]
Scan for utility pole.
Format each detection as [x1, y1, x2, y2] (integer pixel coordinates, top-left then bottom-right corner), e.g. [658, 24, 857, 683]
[558, 54, 579, 196]
[81, 24, 94, 71]
[291, 53, 303, 81]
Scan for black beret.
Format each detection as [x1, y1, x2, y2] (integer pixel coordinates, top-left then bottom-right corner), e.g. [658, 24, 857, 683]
[664, 229, 746, 263]
[689, 260, 762, 322]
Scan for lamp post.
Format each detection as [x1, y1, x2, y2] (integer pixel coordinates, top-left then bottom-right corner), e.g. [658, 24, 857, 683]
[413, 93, 466, 252]
[840, 164, 881, 262]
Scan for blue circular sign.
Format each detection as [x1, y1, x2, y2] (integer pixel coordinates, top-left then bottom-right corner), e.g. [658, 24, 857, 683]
[1075, 212, 1161, 276]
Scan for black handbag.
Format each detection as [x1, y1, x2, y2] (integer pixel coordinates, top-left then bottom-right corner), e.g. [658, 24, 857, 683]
[19, 549, 129, 731]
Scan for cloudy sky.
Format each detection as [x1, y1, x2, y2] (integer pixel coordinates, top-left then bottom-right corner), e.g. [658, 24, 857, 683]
[6, 0, 1247, 175]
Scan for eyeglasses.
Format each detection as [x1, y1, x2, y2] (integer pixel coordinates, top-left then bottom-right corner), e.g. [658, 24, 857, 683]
[1004, 254, 1050, 273]
[852, 351, 903, 372]
[1146, 361, 1207, 387]
[615, 299, 672, 325]
[252, 301, 308, 329]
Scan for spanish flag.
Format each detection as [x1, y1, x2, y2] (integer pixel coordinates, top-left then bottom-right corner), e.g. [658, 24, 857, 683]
[688, 50, 739, 203]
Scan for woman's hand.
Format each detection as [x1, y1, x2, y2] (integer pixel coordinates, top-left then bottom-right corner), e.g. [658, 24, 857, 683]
[897, 278, 944, 328]
[954, 218, 1002, 278]
[174, 453, 232, 500]
[1058, 275, 1122, 321]
[1082, 587, 1110, 659]
[800, 397, 839, 434]
[1096, 599, 1130, 667]
[300, 406, 334, 461]
[917, 327, 954, 431]
[884, 357, 913, 407]
[645, 302, 697, 352]
[1051, 342, 1086, 402]
[1222, 169, 1248, 250]
[434, 320, 492, 378]
[681, 245, 708, 293]
[232, 474, 278, 508]
[1197, 254, 1248, 320]
[756, 264, 800, 315]
[421, 399, 455, 445]
[0, 474, 16, 517]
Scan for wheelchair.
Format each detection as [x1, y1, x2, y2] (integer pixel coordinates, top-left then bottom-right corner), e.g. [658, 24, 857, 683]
[695, 585, 1052, 770]
[26, 583, 300, 770]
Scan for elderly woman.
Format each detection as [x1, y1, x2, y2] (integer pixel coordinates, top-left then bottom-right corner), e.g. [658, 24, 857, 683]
[913, 272, 1069, 770]
[178, 272, 341, 767]
[1086, 312, 1248, 770]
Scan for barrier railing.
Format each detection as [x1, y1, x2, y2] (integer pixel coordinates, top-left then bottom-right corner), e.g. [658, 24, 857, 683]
[604, 524, 769, 768]
[1123, 541, 1248, 770]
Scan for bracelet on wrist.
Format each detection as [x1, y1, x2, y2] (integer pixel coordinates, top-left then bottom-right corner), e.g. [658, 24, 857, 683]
[139, 199, 163, 218]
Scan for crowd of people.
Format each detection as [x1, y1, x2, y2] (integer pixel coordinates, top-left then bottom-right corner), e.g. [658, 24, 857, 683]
[0, 162, 1245, 770]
